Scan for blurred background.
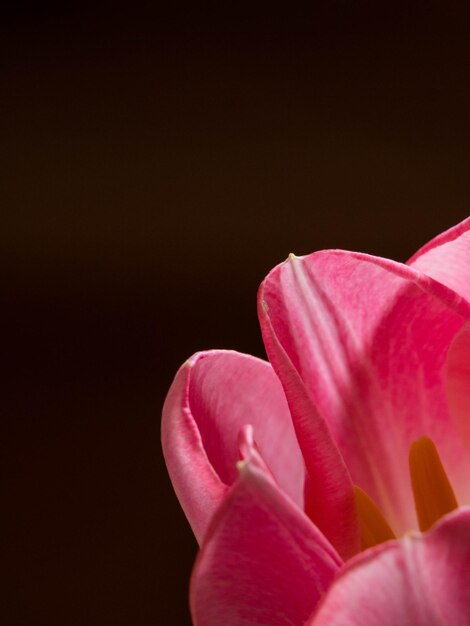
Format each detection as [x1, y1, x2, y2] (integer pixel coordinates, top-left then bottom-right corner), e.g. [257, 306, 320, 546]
[2, 2, 469, 624]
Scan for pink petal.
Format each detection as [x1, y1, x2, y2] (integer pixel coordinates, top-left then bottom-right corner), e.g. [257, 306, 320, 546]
[447, 320, 470, 451]
[259, 305, 359, 559]
[190, 459, 342, 626]
[161, 350, 304, 543]
[309, 507, 470, 625]
[259, 251, 470, 535]
[408, 217, 470, 303]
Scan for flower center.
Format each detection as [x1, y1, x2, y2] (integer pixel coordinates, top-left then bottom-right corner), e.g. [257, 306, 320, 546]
[354, 435, 458, 551]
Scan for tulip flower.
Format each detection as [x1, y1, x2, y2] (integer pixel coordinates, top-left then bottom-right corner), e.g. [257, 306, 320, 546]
[162, 218, 470, 625]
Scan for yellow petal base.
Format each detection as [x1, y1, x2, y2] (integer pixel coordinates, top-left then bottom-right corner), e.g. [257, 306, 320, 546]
[409, 435, 458, 532]
[354, 485, 396, 550]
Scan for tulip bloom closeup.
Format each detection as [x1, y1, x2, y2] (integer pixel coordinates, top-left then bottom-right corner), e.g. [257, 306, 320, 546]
[162, 219, 470, 625]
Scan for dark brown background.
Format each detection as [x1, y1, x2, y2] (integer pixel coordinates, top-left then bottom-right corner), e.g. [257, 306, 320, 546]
[2, 2, 469, 624]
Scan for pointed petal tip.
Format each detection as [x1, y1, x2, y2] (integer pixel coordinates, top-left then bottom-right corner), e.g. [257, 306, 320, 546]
[235, 458, 245, 473]
[259, 297, 269, 314]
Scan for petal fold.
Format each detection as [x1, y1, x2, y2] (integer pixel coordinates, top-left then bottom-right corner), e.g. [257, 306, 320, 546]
[190, 459, 341, 626]
[309, 508, 470, 625]
[161, 350, 304, 542]
[258, 303, 359, 559]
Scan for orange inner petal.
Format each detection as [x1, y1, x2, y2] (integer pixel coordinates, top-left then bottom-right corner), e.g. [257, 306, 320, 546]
[354, 485, 396, 550]
[409, 435, 458, 532]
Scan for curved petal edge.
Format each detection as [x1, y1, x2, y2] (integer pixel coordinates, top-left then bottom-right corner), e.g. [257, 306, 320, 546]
[161, 349, 305, 543]
[408, 217, 470, 303]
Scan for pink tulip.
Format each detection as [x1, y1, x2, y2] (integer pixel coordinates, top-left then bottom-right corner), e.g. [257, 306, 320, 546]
[162, 218, 470, 625]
